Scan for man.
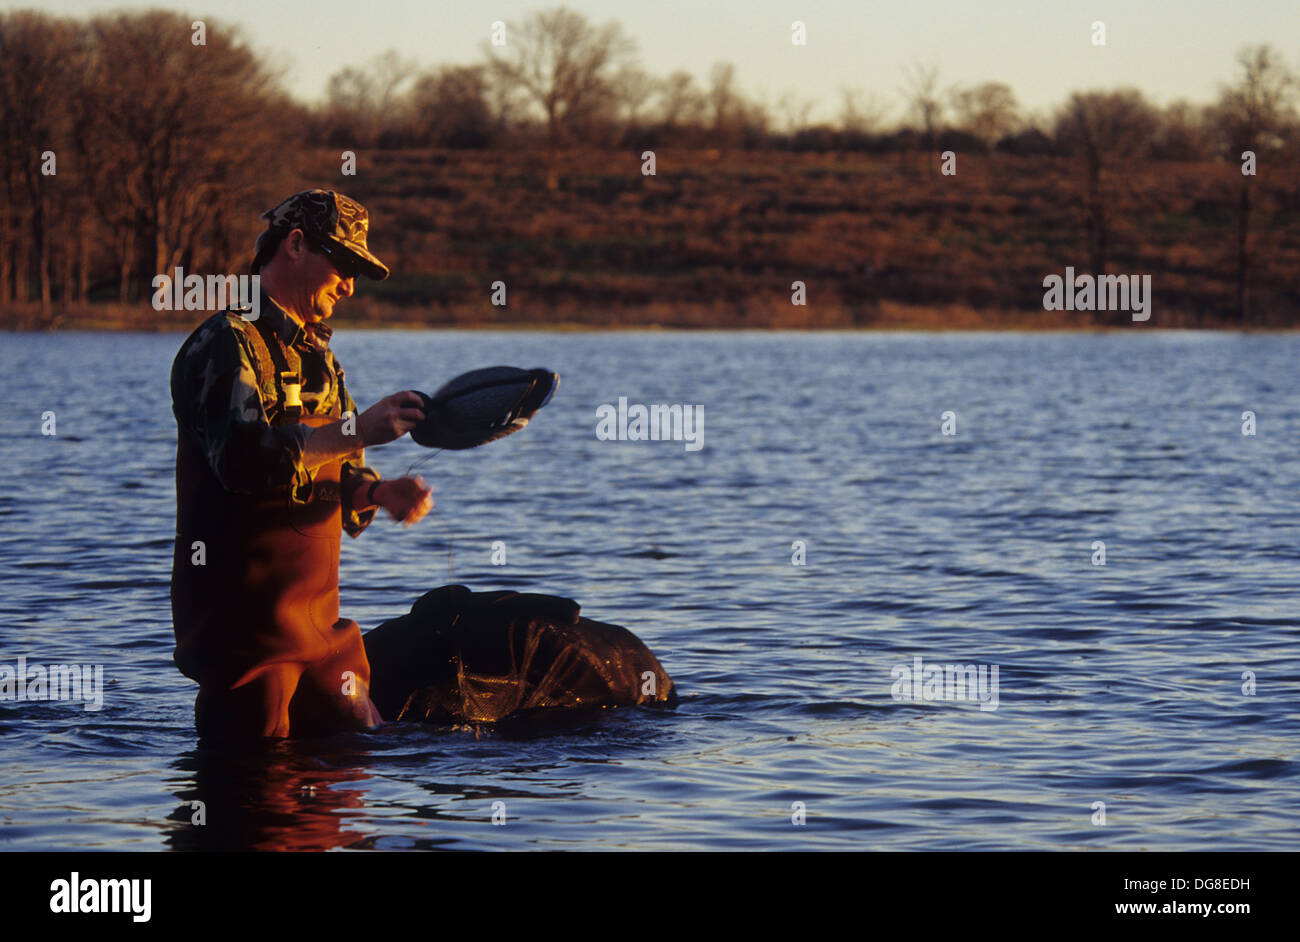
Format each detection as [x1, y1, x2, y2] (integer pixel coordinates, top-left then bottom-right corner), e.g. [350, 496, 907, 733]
[169, 189, 433, 741]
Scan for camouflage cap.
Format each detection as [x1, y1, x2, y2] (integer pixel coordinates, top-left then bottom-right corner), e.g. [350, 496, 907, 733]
[258, 189, 389, 280]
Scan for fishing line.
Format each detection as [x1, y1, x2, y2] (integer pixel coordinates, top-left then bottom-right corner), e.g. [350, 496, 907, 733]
[402, 447, 458, 577]
[404, 447, 444, 479]
[401, 449, 520, 581]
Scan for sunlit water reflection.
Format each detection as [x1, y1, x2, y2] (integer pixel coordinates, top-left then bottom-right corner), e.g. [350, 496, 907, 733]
[0, 329, 1296, 849]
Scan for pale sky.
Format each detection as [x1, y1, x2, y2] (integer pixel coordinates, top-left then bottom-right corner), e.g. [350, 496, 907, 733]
[16, 0, 1299, 123]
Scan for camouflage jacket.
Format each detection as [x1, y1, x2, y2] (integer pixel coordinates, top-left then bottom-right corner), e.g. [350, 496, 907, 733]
[170, 290, 380, 537]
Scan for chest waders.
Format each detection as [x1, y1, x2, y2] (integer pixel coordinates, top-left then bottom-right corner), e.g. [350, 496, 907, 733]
[171, 314, 378, 740]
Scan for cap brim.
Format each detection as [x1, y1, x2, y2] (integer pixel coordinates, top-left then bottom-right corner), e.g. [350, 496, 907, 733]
[328, 237, 389, 281]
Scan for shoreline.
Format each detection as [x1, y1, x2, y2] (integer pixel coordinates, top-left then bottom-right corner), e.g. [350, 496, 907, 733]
[0, 302, 1276, 333]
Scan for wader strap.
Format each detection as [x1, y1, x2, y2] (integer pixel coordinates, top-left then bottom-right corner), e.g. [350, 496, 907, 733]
[239, 315, 340, 504]
[245, 314, 303, 422]
[337, 369, 354, 425]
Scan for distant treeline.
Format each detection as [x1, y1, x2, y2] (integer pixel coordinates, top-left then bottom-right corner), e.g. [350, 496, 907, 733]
[1, 6, 1297, 326]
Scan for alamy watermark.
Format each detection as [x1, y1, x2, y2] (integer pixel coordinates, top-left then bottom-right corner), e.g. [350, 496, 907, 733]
[595, 396, 704, 451]
[152, 266, 260, 319]
[49, 872, 150, 922]
[0, 656, 104, 711]
[1042, 267, 1151, 322]
[891, 655, 999, 711]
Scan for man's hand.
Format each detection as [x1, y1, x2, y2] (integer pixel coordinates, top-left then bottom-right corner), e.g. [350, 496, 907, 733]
[304, 391, 424, 472]
[359, 391, 425, 446]
[374, 475, 433, 526]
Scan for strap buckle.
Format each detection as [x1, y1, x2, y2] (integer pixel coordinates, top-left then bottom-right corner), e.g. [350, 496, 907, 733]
[279, 370, 302, 415]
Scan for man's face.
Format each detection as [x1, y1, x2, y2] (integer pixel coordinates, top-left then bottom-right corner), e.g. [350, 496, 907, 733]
[300, 240, 355, 323]
[277, 229, 357, 323]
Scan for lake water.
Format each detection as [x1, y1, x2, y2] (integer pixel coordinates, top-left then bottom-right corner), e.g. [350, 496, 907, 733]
[1, 329, 1297, 850]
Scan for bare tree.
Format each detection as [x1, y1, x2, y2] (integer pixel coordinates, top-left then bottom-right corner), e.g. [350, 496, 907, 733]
[704, 62, 770, 145]
[656, 70, 706, 133]
[0, 12, 83, 311]
[483, 6, 636, 144]
[410, 65, 495, 147]
[326, 51, 418, 146]
[706, 62, 742, 139]
[326, 67, 378, 143]
[1150, 100, 1213, 160]
[839, 87, 888, 134]
[950, 81, 1020, 146]
[899, 63, 944, 149]
[76, 11, 294, 299]
[1206, 45, 1298, 321]
[1053, 88, 1158, 297]
[1208, 45, 1297, 154]
[610, 64, 654, 131]
[775, 90, 815, 135]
